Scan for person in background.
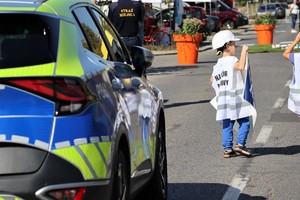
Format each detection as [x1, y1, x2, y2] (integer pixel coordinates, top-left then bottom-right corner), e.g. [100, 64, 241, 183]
[143, 3, 155, 40]
[210, 30, 252, 158]
[144, 3, 154, 17]
[139, 0, 145, 46]
[283, 32, 300, 117]
[108, 0, 143, 52]
[290, 0, 299, 33]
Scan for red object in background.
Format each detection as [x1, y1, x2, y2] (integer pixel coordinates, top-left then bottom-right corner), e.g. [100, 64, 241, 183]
[222, 0, 233, 8]
[150, 7, 208, 32]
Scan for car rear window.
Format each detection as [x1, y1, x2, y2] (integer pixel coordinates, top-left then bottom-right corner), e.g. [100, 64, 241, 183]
[0, 14, 57, 68]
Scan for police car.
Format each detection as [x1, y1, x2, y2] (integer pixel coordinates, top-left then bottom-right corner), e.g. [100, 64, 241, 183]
[0, 0, 167, 199]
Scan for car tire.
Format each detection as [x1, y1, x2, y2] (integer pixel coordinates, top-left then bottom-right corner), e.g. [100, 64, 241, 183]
[151, 30, 171, 47]
[111, 150, 130, 200]
[222, 20, 235, 29]
[202, 25, 211, 37]
[139, 118, 168, 200]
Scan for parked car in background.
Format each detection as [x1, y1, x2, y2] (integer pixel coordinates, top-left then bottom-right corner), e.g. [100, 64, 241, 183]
[0, 0, 167, 199]
[279, 2, 289, 9]
[186, 0, 247, 29]
[152, 5, 162, 15]
[275, 3, 286, 18]
[206, 14, 221, 32]
[197, 6, 221, 33]
[208, 0, 246, 29]
[150, 6, 214, 39]
[257, 3, 285, 19]
[241, 14, 249, 26]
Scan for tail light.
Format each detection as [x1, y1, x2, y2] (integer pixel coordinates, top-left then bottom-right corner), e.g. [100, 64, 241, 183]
[5, 77, 96, 116]
[48, 187, 86, 200]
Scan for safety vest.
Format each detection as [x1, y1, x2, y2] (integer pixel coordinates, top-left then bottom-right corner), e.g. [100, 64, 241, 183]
[288, 53, 300, 115]
[211, 56, 252, 121]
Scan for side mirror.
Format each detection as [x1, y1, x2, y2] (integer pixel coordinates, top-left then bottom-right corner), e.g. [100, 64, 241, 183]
[130, 46, 154, 75]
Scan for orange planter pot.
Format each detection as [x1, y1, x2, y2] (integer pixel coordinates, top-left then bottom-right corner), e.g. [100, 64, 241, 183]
[254, 24, 275, 45]
[173, 34, 203, 64]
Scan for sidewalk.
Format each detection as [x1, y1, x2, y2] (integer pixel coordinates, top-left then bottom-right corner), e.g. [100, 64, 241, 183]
[152, 23, 254, 56]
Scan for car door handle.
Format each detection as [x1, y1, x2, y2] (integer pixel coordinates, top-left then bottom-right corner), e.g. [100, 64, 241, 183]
[112, 79, 124, 90]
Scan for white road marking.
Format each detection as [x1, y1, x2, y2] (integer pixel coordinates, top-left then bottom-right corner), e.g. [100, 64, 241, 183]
[222, 175, 249, 200]
[255, 125, 273, 144]
[273, 98, 285, 109]
[275, 30, 286, 33]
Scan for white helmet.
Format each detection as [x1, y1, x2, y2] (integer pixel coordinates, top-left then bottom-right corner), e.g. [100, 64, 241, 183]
[212, 30, 240, 50]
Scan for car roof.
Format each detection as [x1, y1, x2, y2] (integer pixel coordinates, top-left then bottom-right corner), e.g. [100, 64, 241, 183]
[0, 0, 92, 18]
[5, 0, 47, 3]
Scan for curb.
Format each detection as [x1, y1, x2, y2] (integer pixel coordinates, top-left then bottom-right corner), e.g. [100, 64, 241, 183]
[153, 46, 213, 56]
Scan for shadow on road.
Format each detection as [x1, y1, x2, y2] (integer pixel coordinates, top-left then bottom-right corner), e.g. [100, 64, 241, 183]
[252, 145, 300, 156]
[168, 183, 267, 200]
[164, 99, 211, 109]
[147, 65, 198, 75]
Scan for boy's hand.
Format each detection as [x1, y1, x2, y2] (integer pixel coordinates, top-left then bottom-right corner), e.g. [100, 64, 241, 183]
[295, 33, 300, 43]
[242, 45, 248, 52]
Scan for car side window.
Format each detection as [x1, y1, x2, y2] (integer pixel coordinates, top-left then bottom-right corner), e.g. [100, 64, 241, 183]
[185, 10, 193, 18]
[91, 8, 130, 63]
[194, 10, 202, 19]
[73, 7, 110, 60]
[258, 5, 264, 12]
[267, 4, 275, 11]
[162, 10, 173, 21]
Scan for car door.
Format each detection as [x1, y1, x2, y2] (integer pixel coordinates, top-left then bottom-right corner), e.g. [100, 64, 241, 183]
[88, 5, 154, 170]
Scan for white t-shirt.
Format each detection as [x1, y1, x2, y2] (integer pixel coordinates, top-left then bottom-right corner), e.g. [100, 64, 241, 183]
[291, 3, 299, 15]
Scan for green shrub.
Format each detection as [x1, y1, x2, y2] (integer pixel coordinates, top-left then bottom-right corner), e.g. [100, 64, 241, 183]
[254, 14, 277, 25]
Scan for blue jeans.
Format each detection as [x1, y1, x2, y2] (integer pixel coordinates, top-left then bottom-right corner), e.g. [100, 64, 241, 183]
[291, 14, 297, 29]
[121, 35, 141, 52]
[222, 117, 250, 150]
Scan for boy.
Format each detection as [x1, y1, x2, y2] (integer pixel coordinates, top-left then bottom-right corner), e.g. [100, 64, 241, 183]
[211, 30, 253, 158]
[283, 32, 300, 116]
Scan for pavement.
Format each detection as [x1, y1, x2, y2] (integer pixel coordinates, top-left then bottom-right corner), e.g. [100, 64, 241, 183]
[152, 23, 255, 56]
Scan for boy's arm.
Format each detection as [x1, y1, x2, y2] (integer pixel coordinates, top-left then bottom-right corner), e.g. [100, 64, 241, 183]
[234, 45, 248, 71]
[283, 32, 300, 60]
[210, 75, 213, 83]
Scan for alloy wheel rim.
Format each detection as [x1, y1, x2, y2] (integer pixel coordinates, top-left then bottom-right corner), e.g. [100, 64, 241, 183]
[158, 129, 167, 198]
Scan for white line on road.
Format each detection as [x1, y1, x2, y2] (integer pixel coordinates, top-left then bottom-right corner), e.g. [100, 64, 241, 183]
[222, 175, 249, 200]
[273, 97, 285, 109]
[275, 30, 286, 33]
[255, 125, 273, 144]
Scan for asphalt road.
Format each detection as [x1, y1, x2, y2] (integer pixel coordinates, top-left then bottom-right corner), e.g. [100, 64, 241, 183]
[147, 19, 300, 200]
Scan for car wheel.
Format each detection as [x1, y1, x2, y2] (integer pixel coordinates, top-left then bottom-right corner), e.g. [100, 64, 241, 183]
[140, 119, 168, 200]
[151, 31, 171, 47]
[222, 20, 235, 29]
[202, 26, 211, 37]
[112, 151, 129, 200]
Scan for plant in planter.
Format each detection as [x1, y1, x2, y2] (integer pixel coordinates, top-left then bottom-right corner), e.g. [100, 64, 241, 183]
[172, 18, 204, 64]
[174, 17, 204, 35]
[254, 14, 277, 45]
[254, 14, 277, 25]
